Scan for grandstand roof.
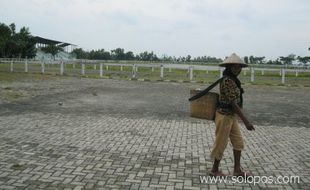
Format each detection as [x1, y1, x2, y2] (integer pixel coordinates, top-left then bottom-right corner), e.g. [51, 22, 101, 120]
[34, 36, 76, 47]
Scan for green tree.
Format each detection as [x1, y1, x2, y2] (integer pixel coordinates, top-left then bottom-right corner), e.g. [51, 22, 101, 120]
[244, 56, 249, 64]
[297, 56, 310, 65]
[186, 55, 191, 62]
[249, 55, 254, 64]
[41, 44, 64, 60]
[256, 56, 265, 64]
[14, 27, 36, 58]
[111, 48, 125, 60]
[0, 23, 36, 58]
[279, 54, 295, 65]
[138, 51, 158, 61]
[0, 23, 12, 57]
[125, 51, 135, 60]
[71, 48, 88, 59]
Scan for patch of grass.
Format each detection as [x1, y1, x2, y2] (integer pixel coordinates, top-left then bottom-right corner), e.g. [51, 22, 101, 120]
[11, 163, 25, 170]
[1, 66, 309, 87]
[0, 72, 56, 82]
[264, 83, 273, 86]
[5, 91, 24, 101]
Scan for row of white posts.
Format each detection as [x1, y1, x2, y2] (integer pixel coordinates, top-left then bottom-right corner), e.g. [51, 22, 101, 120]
[8, 60, 299, 84]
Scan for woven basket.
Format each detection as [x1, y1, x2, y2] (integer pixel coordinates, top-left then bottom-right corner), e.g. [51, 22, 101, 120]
[190, 90, 219, 120]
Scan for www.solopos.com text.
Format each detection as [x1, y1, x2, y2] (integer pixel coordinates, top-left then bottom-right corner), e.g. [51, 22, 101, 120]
[200, 175, 300, 186]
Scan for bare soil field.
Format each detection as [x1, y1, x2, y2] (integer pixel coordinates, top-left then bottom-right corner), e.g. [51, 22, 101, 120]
[1, 74, 309, 128]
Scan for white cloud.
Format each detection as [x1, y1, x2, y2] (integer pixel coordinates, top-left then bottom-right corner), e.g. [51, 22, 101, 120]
[1, 0, 309, 59]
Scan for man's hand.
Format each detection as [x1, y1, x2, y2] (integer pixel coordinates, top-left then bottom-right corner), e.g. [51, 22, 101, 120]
[231, 102, 255, 131]
[245, 122, 255, 131]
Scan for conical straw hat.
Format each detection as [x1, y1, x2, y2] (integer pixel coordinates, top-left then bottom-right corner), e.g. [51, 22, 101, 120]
[219, 53, 248, 67]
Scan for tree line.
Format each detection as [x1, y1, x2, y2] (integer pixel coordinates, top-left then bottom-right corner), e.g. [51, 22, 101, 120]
[0, 23, 36, 58]
[244, 54, 310, 65]
[71, 48, 222, 63]
[1, 22, 309, 65]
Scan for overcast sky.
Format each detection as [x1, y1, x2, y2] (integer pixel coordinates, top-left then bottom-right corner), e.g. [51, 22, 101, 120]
[1, 0, 310, 59]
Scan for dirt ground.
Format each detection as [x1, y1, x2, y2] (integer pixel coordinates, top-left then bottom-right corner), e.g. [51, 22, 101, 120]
[0, 76, 309, 128]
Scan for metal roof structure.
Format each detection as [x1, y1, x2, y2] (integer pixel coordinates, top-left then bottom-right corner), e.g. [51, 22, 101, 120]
[34, 36, 76, 47]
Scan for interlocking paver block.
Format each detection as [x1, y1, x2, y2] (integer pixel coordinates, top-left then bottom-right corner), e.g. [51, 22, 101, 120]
[0, 78, 309, 189]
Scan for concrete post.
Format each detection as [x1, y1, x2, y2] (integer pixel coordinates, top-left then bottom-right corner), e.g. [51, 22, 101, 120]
[73, 63, 76, 69]
[295, 70, 298, 77]
[282, 69, 285, 84]
[60, 61, 64, 75]
[100, 63, 103, 77]
[160, 65, 164, 78]
[94, 64, 96, 70]
[243, 70, 247, 76]
[261, 70, 264, 75]
[189, 66, 193, 81]
[25, 58, 28, 73]
[41, 62, 45, 74]
[152, 67, 154, 72]
[251, 68, 255, 82]
[220, 68, 223, 78]
[206, 70, 209, 74]
[120, 66, 123, 71]
[81, 64, 85, 75]
[106, 65, 109, 71]
[10, 60, 13, 72]
[132, 64, 136, 78]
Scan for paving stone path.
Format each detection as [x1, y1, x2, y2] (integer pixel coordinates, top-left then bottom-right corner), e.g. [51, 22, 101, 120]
[0, 77, 309, 189]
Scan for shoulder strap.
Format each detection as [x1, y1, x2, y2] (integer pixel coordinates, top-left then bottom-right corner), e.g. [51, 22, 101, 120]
[188, 77, 224, 101]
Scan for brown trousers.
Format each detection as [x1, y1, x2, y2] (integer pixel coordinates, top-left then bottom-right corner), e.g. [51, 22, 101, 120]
[210, 111, 244, 160]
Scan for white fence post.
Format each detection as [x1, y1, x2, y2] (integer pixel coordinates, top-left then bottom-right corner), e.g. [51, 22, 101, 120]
[106, 65, 109, 71]
[243, 70, 246, 76]
[261, 70, 264, 75]
[10, 60, 13, 72]
[282, 69, 285, 84]
[100, 63, 103, 77]
[60, 61, 64, 75]
[41, 62, 45, 74]
[73, 63, 76, 69]
[160, 65, 164, 78]
[189, 66, 193, 81]
[132, 64, 136, 78]
[152, 67, 154, 72]
[251, 68, 255, 82]
[120, 65, 123, 71]
[94, 64, 96, 70]
[220, 68, 223, 78]
[81, 64, 85, 75]
[295, 70, 298, 77]
[25, 58, 28, 73]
